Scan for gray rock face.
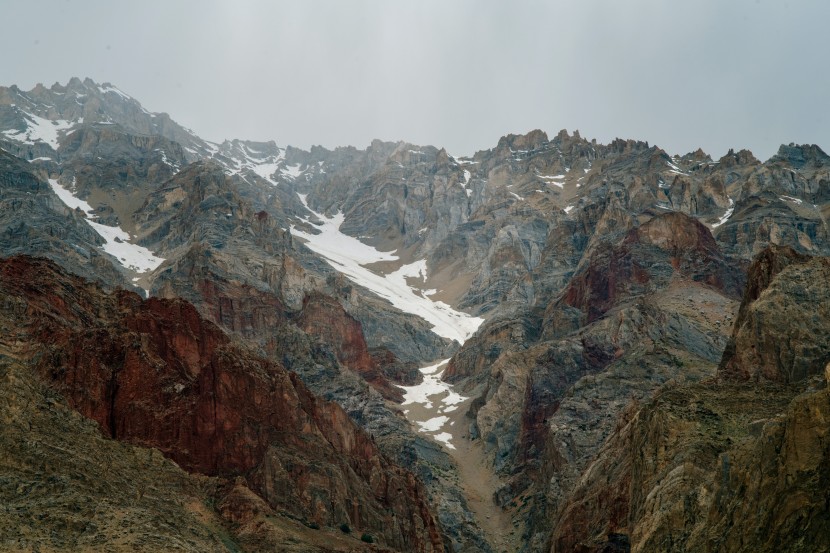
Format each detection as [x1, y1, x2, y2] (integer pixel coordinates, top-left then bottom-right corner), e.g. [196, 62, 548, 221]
[549, 248, 830, 553]
[0, 149, 130, 289]
[3, 78, 830, 553]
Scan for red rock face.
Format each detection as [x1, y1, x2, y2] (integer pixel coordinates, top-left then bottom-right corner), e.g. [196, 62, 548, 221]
[0, 255, 444, 552]
[154, 249, 408, 402]
[559, 211, 742, 324]
[296, 292, 404, 401]
[195, 277, 287, 342]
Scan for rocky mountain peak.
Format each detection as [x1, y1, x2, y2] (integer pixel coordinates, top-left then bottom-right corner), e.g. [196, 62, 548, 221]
[609, 137, 650, 153]
[681, 147, 712, 163]
[718, 147, 760, 167]
[496, 129, 549, 152]
[771, 142, 830, 168]
[0, 77, 212, 161]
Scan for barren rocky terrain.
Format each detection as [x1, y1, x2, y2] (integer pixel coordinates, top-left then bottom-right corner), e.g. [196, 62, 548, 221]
[1, 78, 829, 552]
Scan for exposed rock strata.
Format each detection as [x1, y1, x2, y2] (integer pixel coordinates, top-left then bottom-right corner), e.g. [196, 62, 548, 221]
[548, 247, 830, 552]
[0, 255, 444, 552]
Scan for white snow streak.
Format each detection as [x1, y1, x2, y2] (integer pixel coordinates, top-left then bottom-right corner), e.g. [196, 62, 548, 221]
[48, 178, 93, 213]
[97, 84, 132, 101]
[290, 194, 483, 343]
[712, 198, 735, 228]
[48, 179, 165, 273]
[666, 160, 689, 176]
[538, 174, 566, 188]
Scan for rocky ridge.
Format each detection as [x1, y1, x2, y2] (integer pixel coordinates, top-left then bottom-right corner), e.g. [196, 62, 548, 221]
[549, 246, 830, 552]
[0, 255, 443, 552]
[1, 78, 830, 552]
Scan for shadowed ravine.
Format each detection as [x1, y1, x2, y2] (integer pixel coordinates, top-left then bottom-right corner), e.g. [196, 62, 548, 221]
[400, 361, 521, 553]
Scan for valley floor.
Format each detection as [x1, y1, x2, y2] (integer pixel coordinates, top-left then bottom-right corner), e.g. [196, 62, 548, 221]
[400, 361, 521, 553]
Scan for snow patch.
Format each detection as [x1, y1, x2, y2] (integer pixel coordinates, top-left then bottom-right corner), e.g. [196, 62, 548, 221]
[156, 149, 179, 170]
[291, 194, 483, 343]
[451, 155, 479, 165]
[87, 221, 166, 273]
[418, 416, 449, 432]
[98, 84, 132, 101]
[48, 178, 165, 273]
[538, 173, 566, 188]
[711, 198, 735, 228]
[3, 111, 74, 150]
[281, 163, 303, 179]
[432, 432, 455, 449]
[399, 359, 466, 449]
[666, 160, 689, 176]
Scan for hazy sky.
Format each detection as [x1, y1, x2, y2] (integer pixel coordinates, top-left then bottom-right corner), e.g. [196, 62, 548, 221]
[4, 0, 828, 160]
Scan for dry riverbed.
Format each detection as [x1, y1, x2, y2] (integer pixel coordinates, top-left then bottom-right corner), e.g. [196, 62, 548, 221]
[399, 361, 522, 553]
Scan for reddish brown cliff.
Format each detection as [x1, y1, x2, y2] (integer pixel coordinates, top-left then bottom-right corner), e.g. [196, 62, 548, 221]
[0, 255, 443, 552]
[295, 292, 404, 401]
[558, 211, 743, 325]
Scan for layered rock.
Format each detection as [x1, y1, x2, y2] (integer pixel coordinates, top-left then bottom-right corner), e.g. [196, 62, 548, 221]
[295, 292, 403, 401]
[448, 211, 745, 550]
[719, 245, 830, 382]
[0, 148, 130, 288]
[0, 255, 444, 552]
[4, 78, 830, 552]
[548, 247, 830, 552]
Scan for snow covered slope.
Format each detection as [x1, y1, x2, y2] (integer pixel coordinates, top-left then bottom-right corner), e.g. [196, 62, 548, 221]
[48, 179, 165, 273]
[290, 193, 484, 344]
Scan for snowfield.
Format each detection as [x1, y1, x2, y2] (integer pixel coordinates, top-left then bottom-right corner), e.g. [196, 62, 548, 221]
[48, 179, 165, 274]
[290, 193, 484, 344]
[2, 111, 74, 150]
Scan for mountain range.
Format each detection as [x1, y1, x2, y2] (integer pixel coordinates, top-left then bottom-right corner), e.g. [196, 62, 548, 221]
[1, 77, 829, 553]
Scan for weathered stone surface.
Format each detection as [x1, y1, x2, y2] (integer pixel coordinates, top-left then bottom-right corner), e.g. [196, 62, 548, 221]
[720, 246, 830, 382]
[296, 292, 403, 401]
[548, 249, 830, 553]
[0, 255, 445, 552]
[4, 78, 830, 553]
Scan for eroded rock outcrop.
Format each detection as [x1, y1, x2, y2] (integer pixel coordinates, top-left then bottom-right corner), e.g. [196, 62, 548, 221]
[548, 247, 830, 553]
[719, 245, 830, 382]
[0, 255, 444, 552]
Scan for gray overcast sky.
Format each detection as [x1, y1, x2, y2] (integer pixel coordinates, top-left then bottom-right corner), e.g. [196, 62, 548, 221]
[3, 0, 828, 160]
